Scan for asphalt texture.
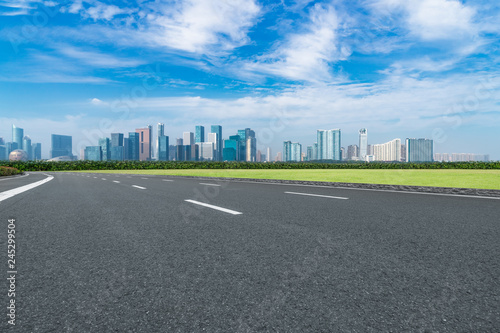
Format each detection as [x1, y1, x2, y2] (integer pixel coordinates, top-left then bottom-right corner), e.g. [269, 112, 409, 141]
[1, 172, 499, 332]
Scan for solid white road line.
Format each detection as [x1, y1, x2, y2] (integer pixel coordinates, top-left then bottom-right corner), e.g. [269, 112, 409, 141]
[0, 174, 54, 203]
[141, 177, 149, 180]
[102, 178, 107, 180]
[113, 181, 120, 183]
[185, 200, 242, 215]
[285, 191, 349, 200]
[132, 185, 146, 190]
[94, 177, 97, 179]
[162, 179, 173, 182]
[199, 183, 221, 187]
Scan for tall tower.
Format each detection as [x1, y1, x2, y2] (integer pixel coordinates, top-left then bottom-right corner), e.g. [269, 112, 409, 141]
[156, 123, 165, 160]
[12, 125, 24, 150]
[136, 125, 152, 161]
[317, 129, 341, 161]
[195, 125, 205, 143]
[359, 128, 367, 161]
[210, 125, 222, 161]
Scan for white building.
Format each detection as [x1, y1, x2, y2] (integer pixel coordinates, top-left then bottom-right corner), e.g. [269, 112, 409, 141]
[373, 138, 401, 161]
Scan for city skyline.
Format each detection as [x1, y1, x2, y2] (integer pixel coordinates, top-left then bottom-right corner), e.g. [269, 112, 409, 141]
[0, 1, 498, 160]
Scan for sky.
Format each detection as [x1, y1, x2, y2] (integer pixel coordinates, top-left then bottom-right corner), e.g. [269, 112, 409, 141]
[0, 0, 499, 160]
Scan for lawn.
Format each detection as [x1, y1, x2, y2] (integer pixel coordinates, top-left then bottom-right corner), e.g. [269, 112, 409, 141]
[72, 169, 500, 190]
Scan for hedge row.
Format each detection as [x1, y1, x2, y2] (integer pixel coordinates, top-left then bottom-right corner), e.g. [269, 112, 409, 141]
[1, 160, 499, 171]
[0, 166, 23, 176]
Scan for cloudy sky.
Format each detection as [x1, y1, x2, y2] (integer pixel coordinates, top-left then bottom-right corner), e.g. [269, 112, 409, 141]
[0, 0, 499, 159]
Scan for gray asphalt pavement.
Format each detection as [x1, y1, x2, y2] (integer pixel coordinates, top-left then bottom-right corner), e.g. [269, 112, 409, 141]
[1, 171, 499, 332]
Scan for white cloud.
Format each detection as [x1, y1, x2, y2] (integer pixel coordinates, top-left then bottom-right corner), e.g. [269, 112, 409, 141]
[148, 0, 261, 54]
[57, 46, 145, 68]
[240, 4, 347, 83]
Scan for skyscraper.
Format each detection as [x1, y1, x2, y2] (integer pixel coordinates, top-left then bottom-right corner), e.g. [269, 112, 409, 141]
[12, 125, 23, 151]
[111, 133, 124, 147]
[84, 146, 102, 161]
[291, 143, 302, 162]
[23, 136, 32, 160]
[136, 126, 152, 161]
[156, 123, 164, 160]
[32, 143, 41, 160]
[200, 142, 214, 161]
[266, 147, 272, 162]
[359, 128, 367, 161]
[246, 137, 256, 162]
[158, 135, 169, 161]
[127, 132, 140, 161]
[283, 141, 292, 162]
[223, 139, 238, 161]
[317, 129, 341, 161]
[373, 138, 401, 161]
[98, 138, 111, 161]
[210, 125, 222, 161]
[51, 134, 72, 158]
[195, 125, 205, 143]
[406, 138, 433, 162]
[347, 145, 359, 160]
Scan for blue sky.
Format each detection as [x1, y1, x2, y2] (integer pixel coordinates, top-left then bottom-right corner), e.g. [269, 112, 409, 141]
[0, 0, 499, 159]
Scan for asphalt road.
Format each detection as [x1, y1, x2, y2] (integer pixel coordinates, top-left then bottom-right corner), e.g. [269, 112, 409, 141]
[1, 172, 499, 332]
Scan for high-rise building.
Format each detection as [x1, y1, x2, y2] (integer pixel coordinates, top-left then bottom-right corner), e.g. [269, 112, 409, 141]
[22, 136, 32, 160]
[169, 145, 176, 161]
[110, 146, 124, 161]
[51, 134, 72, 158]
[306, 146, 313, 161]
[406, 138, 433, 162]
[176, 138, 184, 161]
[207, 132, 217, 156]
[283, 141, 292, 162]
[291, 142, 302, 162]
[400, 144, 406, 162]
[12, 125, 24, 151]
[373, 138, 401, 161]
[359, 128, 367, 161]
[200, 142, 214, 161]
[266, 147, 272, 162]
[32, 143, 41, 160]
[367, 144, 374, 156]
[347, 145, 359, 160]
[246, 137, 256, 162]
[156, 123, 164, 160]
[158, 136, 169, 161]
[223, 139, 239, 161]
[210, 125, 222, 161]
[136, 126, 152, 161]
[111, 133, 124, 147]
[195, 125, 205, 143]
[127, 132, 140, 161]
[98, 138, 111, 161]
[317, 129, 341, 161]
[183, 132, 194, 146]
[275, 152, 282, 162]
[84, 146, 102, 161]
[313, 143, 318, 160]
[0, 145, 7, 160]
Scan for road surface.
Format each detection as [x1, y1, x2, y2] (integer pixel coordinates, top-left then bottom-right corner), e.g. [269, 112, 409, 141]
[1, 172, 499, 332]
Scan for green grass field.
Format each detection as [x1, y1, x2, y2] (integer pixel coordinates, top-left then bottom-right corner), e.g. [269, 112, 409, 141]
[73, 169, 500, 190]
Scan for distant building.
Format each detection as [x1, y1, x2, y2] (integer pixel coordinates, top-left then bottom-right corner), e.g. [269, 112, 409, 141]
[110, 146, 124, 161]
[359, 128, 367, 161]
[169, 145, 176, 161]
[291, 143, 302, 162]
[84, 146, 102, 161]
[127, 132, 140, 161]
[317, 129, 341, 161]
[183, 132, 194, 146]
[266, 147, 272, 162]
[373, 138, 401, 162]
[347, 144, 359, 160]
[98, 138, 111, 161]
[275, 152, 282, 162]
[434, 153, 489, 162]
[210, 125, 222, 161]
[156, 123, 164, 160]
[51, 134, 72, 158]
[158, 136, 169, 161]
[12, 125, 23, 151]
[195, 125, 205, 143]
[400, 144, 406, 162]
[406, 138, 433, 162]
[223, 139, 239, 161]
[136, 126, 152, 161]
[283, 141, 292, 161]
[367, 144, 374, 156]
[200, 142, 214, 161]
[111, 133, 124, 148]
[9, 149, 28, 161]
[0, 145, 7, 160]
[23, 136, 32, 160]
[306, 146, 313, 161]
[246, 137, 256, 162]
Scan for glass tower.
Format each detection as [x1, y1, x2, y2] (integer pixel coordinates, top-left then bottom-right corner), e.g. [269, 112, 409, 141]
[406, 138, 433, 162]
[12, 125, 24, 151]
[51, 134, 73, 158]
[195, 125, 205, 143]
[210, 125, 223, 161]
[317, 129, 341, 161]
[359, 128, 367, 161]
